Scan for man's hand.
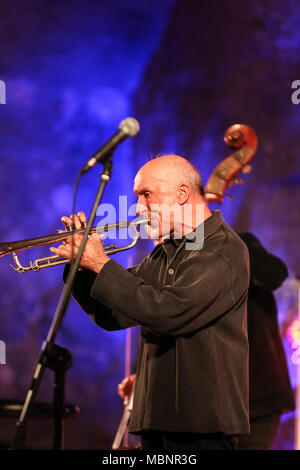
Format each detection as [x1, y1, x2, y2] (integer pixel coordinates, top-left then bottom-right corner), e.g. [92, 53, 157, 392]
[50, 211, 110, 274]
[118, 373, 136, 405]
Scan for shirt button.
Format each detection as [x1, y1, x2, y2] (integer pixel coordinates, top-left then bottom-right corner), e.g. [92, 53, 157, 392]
[168, 268, 175, 275]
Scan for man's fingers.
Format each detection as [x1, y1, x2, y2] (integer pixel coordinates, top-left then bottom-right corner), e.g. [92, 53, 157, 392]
[90, 232, 103, 244]
[61, 216, 74, 231]
[117, 385, 128, 405]
[60, 212, 87, 233]
[50, 245, 69, 258]
[70, 213, 82, 230]
[50, 245, 73, 259]
[77, 212, 87, 227]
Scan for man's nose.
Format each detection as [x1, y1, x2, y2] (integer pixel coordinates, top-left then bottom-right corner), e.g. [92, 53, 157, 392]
[136, 198, 147, 216]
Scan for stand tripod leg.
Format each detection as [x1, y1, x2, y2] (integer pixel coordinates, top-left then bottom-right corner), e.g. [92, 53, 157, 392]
[54, 370, 65, 450]
[11, 353, 46, 449]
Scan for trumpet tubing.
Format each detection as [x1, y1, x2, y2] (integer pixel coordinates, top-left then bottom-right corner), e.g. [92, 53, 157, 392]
[0, 218, 149, 273]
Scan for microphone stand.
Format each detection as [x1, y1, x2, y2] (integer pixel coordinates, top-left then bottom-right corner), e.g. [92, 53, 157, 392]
[11, 158, 113, 450]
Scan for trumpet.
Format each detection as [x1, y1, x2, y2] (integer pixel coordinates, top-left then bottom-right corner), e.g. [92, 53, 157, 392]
[0, 218, 149, 273]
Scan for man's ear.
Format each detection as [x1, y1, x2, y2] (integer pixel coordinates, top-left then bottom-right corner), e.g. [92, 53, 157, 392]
[177, 184, 190, 205]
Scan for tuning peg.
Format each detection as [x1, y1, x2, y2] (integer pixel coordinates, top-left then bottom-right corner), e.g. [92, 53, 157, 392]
[228, 177, 244, 187]
[234, 177, 244, 185]
[242, 165, 252, 174]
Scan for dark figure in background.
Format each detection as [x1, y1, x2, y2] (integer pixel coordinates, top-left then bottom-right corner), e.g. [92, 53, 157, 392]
[237, 233, 295, 450]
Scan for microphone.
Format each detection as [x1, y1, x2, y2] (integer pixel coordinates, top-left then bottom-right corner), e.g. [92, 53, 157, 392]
[80, 117, 140, 175]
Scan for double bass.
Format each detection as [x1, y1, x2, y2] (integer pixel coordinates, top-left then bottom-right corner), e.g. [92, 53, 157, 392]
[204, 123, 258, 204]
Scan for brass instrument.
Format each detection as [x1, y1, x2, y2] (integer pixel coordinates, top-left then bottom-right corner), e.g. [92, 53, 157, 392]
[0, 218, 149, 273]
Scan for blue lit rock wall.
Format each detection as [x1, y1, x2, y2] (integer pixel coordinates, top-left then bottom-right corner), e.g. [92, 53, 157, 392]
[0, 0, 300, 450]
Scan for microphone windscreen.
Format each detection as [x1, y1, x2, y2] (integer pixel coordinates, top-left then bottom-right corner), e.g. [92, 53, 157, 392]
[119, 117, 140, 137]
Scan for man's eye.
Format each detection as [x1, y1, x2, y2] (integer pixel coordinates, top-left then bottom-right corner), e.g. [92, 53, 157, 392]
[144, 192, 150, 199]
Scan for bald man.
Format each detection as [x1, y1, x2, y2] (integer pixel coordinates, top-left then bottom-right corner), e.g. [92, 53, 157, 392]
[51, 155, 250, 450]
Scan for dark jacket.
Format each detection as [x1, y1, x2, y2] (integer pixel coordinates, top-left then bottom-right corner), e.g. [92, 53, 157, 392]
[239, 233, 295, 419]
[68, 211, 250, 435]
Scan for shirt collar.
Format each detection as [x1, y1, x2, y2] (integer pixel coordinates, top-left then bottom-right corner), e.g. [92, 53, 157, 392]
[161, 210, 224, 256]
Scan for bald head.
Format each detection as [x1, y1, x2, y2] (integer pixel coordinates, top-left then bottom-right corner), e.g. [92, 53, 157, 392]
[134, 154, 210, 239]
[135, 154, 204, 197]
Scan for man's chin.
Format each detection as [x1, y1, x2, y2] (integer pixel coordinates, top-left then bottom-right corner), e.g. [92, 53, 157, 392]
[146, 225, 161, 240]
[147, 227, 160, 240]
[149, 228, 172, 242]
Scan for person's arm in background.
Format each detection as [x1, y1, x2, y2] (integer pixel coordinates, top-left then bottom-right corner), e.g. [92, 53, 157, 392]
[239, 232, 288, 291]
[118, 373, 136, 405]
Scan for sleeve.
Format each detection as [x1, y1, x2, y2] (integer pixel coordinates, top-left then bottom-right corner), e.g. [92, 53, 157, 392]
[90, 249, 249, 337]
[239, 232, 288, 291]
[63, 265, 139, 331]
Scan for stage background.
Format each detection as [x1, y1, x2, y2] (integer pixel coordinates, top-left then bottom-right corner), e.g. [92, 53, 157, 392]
[0, 0, 299, 449]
